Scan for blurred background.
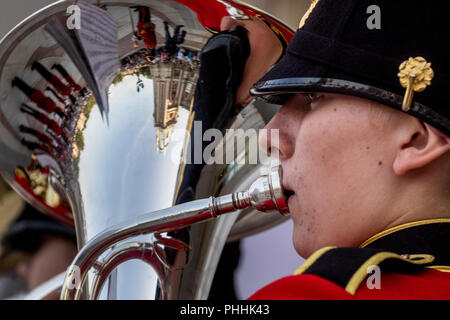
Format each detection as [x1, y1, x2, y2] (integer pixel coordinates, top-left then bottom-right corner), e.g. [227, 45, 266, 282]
[0, 0, 309, 299]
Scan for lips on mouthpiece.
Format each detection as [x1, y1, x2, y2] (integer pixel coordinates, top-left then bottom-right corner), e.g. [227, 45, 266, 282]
[283, 190, 295, 199]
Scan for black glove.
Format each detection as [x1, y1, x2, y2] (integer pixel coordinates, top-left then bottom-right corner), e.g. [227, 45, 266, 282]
[176, 26, 250, 205]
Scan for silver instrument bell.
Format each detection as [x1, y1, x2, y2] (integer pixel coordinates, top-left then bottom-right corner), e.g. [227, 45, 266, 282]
[0, 0, 293, 300]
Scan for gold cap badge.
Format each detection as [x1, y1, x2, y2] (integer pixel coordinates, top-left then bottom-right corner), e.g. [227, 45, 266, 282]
[397, 57, 434, 112]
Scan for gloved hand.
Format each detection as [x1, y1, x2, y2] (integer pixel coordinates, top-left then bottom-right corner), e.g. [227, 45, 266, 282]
[220, 15, 286, 107]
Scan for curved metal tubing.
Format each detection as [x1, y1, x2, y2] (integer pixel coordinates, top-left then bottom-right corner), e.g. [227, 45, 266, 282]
[62, 195, 248, 299]
[90, 242, 163, 300]
[61, 166, 288, 300]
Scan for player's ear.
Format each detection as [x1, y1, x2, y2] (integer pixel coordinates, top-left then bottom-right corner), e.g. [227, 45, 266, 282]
[393, 121, 450, 175]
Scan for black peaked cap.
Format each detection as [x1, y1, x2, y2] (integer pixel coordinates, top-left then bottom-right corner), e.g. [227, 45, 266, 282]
[251, 0, 450, 136]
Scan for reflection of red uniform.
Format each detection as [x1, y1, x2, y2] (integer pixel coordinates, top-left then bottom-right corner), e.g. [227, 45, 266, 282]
[52, 64, 82, 91]
[12, 77, 62, 115]
[20, 104, 66, 140]
[47, 74, 72, 96]
[64, 75, 82, 91]
[29, 90, 58, 113]
[133, 6, 157, 49]
[249, 221, 450, 300]
[30, 90, 66, 117]
[21, 139, 53, 155]
[174, 0, 293, 43]
[137, 21, 157, 49]
[46, 87, 69, 107]
[32, 62, 72, 96]
[34, 132, 52, 145]
[35, 113, 66, 140]
[20, 126, 53, 146]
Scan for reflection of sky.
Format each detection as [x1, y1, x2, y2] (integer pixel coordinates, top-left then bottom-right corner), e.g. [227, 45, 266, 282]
[78, 74, 190, 241]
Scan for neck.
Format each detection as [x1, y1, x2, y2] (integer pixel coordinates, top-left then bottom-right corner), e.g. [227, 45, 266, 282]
[383, 178, 449, 231]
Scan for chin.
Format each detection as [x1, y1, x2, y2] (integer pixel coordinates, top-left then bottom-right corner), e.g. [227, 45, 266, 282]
[292, 231, 314, 259]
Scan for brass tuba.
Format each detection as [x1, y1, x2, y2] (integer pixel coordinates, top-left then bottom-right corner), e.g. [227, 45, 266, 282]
[0, 0, 294, 299]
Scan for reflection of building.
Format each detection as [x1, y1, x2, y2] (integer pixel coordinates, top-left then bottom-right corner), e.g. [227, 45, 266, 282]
[151, 63, 199, 153]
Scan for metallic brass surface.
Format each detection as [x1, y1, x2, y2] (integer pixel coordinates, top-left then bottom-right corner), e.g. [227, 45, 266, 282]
[60, 166, 288, 300]
[398, 56, 434, 111]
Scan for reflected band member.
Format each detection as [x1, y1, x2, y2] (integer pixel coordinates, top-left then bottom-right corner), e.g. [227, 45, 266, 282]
[51, 64, 82, 92]
[31, 62, 72, 97]
[132, 6, 157, 50]
[19, 104, 68, 143]
[19, 125, 54, 146]
[12, 77, 65, 118]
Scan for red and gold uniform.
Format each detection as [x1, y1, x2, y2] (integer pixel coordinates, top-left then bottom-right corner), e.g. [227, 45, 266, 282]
[250, 219, 450, 299]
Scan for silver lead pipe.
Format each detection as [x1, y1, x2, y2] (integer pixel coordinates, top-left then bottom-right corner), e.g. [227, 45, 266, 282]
[60, 166, 289, 300]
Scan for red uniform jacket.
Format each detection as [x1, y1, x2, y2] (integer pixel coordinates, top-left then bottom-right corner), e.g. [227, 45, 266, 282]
[137, 21, 157, 49]
[249, 219, 450, 300]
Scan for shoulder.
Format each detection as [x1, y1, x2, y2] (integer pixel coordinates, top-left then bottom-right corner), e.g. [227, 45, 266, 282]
[248, 273, 352, 300]
[248, 246, 450, 300]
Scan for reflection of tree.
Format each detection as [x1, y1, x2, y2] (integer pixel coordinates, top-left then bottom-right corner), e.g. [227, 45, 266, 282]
[112, 73, 124, 85]
[137, 66, 152, 79]
[83, 95, 96, 119]
[112, 66, 152, 86]
[75, 131, 85, 151]
[119, 48, 153, 80]
[72, 94, 95, 158]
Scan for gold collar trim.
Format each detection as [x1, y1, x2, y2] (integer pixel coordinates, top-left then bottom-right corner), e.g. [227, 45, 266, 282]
[427, 265, 450, 273]
[298, 0, 319, 29]
[359, 218, 450, 248]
